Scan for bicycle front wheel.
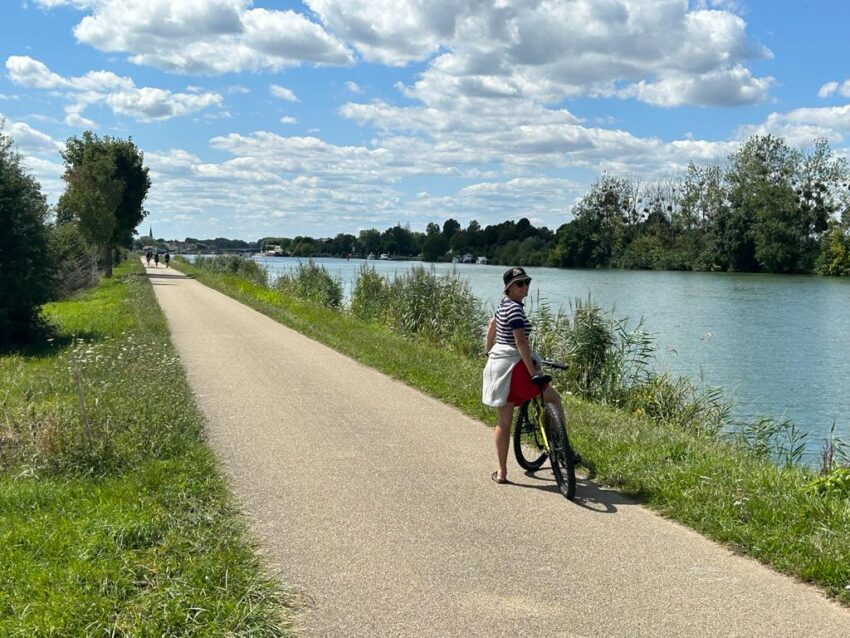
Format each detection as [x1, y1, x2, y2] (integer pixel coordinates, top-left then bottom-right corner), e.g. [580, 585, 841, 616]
[513, 400, 547, 471]
[544, 403, 576, 500]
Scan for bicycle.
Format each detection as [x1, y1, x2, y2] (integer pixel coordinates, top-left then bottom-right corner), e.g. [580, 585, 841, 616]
[512, 358, 578, 500]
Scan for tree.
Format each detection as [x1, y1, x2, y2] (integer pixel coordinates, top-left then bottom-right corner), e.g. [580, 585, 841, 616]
[816, 218, 850, 275]
[721, 135, 796, 272]
[422, 222, 448, 261]
[552, 175, 635, 268]
[441, 218, 460, 242]
[59, 132, 150, 277]
[0, 122, 52, 346]
[357, 228, 381, 256]
[794, 138, 849, 271]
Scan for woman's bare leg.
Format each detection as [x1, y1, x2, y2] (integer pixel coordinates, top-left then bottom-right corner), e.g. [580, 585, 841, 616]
[494, 404, 514, 480]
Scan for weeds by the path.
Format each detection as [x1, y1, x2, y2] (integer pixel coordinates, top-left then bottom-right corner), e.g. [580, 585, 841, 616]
[0, 261, 297, 636]
[179, 257, 850, 606]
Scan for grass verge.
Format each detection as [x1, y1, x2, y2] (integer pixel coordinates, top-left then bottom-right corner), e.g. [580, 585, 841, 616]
[177, 257, 850, 606]
[0, 261, 297, 636]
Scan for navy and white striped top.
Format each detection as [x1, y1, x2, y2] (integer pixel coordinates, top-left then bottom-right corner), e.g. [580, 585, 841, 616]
[494, 297, 530, 346]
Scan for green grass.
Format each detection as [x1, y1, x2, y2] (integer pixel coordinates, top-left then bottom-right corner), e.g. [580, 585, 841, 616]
[178, 257, 850, 606]
[0, 261, 297, 636]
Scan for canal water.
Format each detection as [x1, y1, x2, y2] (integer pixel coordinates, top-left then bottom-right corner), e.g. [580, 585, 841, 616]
[248, 256, 850, 456]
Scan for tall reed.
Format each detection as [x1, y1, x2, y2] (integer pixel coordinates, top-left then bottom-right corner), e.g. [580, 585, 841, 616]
[273, 259, 343, 309]
[351, 265, 486, 357]
[192, 255, 268, 287]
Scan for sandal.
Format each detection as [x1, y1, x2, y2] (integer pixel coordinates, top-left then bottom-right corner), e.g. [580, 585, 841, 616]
[491, 471, 510, 485]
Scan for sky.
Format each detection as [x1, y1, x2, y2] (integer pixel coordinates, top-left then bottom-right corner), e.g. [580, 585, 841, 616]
[2, 0, 850, 241]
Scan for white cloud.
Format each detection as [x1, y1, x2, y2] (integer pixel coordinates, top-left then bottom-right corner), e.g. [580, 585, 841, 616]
[0, 114, 65, 199]
[345, 81, 363, 93]
[620, 66, 774, 107]
[269, 84, 298, 102]
[818, 82, 839, 98]
[280, 116, 297, 124]
[38, 0, 353, 74]
[818, 80, 850, 99]
[1, 117, 64, 154]
[309, 0, 771, 107]
[736, 104, 850, 146]
[6, 56, 222, 125]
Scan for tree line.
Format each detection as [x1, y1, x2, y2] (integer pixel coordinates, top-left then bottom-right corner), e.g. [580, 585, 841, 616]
[257, 134, 850, 276]
[1, 123, 149, 347]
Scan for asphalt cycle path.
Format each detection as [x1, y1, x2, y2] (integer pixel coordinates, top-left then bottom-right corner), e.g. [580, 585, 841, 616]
[144, 260, 850, 637]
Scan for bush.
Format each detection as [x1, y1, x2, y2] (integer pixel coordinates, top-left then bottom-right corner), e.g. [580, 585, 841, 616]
[0, 124, 52, 347]
[48, 222, 96, 298]
[192, 255, 268, 287]
[379, 267, 486, 356]
[531, 297, 729, 435]
[350, 265, 388, 322]
[274, 259, 343, 309]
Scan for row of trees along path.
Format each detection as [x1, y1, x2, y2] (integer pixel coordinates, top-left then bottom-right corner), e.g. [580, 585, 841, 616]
[1, 122, 149, 347]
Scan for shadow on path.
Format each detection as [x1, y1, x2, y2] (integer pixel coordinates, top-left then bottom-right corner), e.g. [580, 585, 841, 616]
[508, 467, 634, 514]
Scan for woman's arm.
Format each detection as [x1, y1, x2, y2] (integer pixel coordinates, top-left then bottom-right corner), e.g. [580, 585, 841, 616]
[513, 328, 537, 376]
[485, 317, 496, 354]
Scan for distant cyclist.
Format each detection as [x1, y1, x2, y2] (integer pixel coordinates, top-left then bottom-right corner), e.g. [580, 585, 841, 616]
[482, 267, 568, 484]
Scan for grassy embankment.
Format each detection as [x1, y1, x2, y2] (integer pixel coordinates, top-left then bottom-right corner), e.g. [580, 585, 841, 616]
[0, 261, 296, 636]
[176, 256, 850, 606]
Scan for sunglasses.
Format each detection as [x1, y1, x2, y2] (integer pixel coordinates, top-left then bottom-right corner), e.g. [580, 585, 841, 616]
[513, 279, 531, 288]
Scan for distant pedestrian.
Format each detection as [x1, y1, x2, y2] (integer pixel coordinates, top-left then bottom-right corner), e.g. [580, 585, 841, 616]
[145, 250, 152, 266]
[164, 253, 171, 268]
[154, 252, 160, 267]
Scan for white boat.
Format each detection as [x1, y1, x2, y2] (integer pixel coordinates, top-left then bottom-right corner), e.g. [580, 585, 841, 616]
[379, 253, 390, 260]
[476, 256, 488, 264]
[367, 253, 376, 260]
[462, 253, 474, 264]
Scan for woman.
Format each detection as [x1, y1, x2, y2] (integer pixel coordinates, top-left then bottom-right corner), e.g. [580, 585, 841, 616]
[482, 267, 568, 484]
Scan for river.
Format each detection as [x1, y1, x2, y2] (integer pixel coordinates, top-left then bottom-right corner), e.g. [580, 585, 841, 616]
[236, 256, 850, 458]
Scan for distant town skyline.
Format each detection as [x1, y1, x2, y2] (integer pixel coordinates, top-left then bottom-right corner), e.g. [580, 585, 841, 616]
[3, 0, 850, 241]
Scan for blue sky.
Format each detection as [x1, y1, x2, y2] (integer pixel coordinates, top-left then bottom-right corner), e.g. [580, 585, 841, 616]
[2, 0, 850, 241]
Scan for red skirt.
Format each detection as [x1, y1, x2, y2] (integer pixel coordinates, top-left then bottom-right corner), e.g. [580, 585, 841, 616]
[507, 361, 547, 405]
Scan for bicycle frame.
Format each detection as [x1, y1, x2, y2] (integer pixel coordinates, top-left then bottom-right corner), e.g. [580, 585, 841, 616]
[514, 357, 577, 500]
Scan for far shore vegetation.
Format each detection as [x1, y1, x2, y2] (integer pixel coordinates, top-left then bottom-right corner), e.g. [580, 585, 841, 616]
[149, 134, 850, 278]
[181, 254, 850, 605]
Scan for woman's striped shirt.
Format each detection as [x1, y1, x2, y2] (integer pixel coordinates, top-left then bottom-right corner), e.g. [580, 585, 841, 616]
[494, 297, 530, 346]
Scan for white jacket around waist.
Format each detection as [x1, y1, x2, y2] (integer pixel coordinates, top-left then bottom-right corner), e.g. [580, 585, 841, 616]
[482, 343, 522, 407]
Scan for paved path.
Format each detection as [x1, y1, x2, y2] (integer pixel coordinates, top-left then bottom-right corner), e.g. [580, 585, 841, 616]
[144, 261, 850, 637]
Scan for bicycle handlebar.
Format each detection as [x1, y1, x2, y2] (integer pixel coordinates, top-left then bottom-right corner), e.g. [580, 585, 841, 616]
[539, 358, 568, 370]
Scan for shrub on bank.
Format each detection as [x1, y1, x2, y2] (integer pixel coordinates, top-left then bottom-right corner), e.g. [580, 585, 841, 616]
[350, 265, 388, 322]
[193, 254, 268, 287]
[352, 266, 486, 357]
[274, 259, 343, 309]
[530, 299, 729, 436]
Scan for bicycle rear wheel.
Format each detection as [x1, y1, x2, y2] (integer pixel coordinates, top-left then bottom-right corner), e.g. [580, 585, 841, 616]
[544, 403, 576, 500]
[513, 400, 547, 471]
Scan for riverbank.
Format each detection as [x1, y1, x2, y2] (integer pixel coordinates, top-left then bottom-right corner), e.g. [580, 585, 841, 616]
[176, 256, 850, 606]
[0, 261, 296, 635]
